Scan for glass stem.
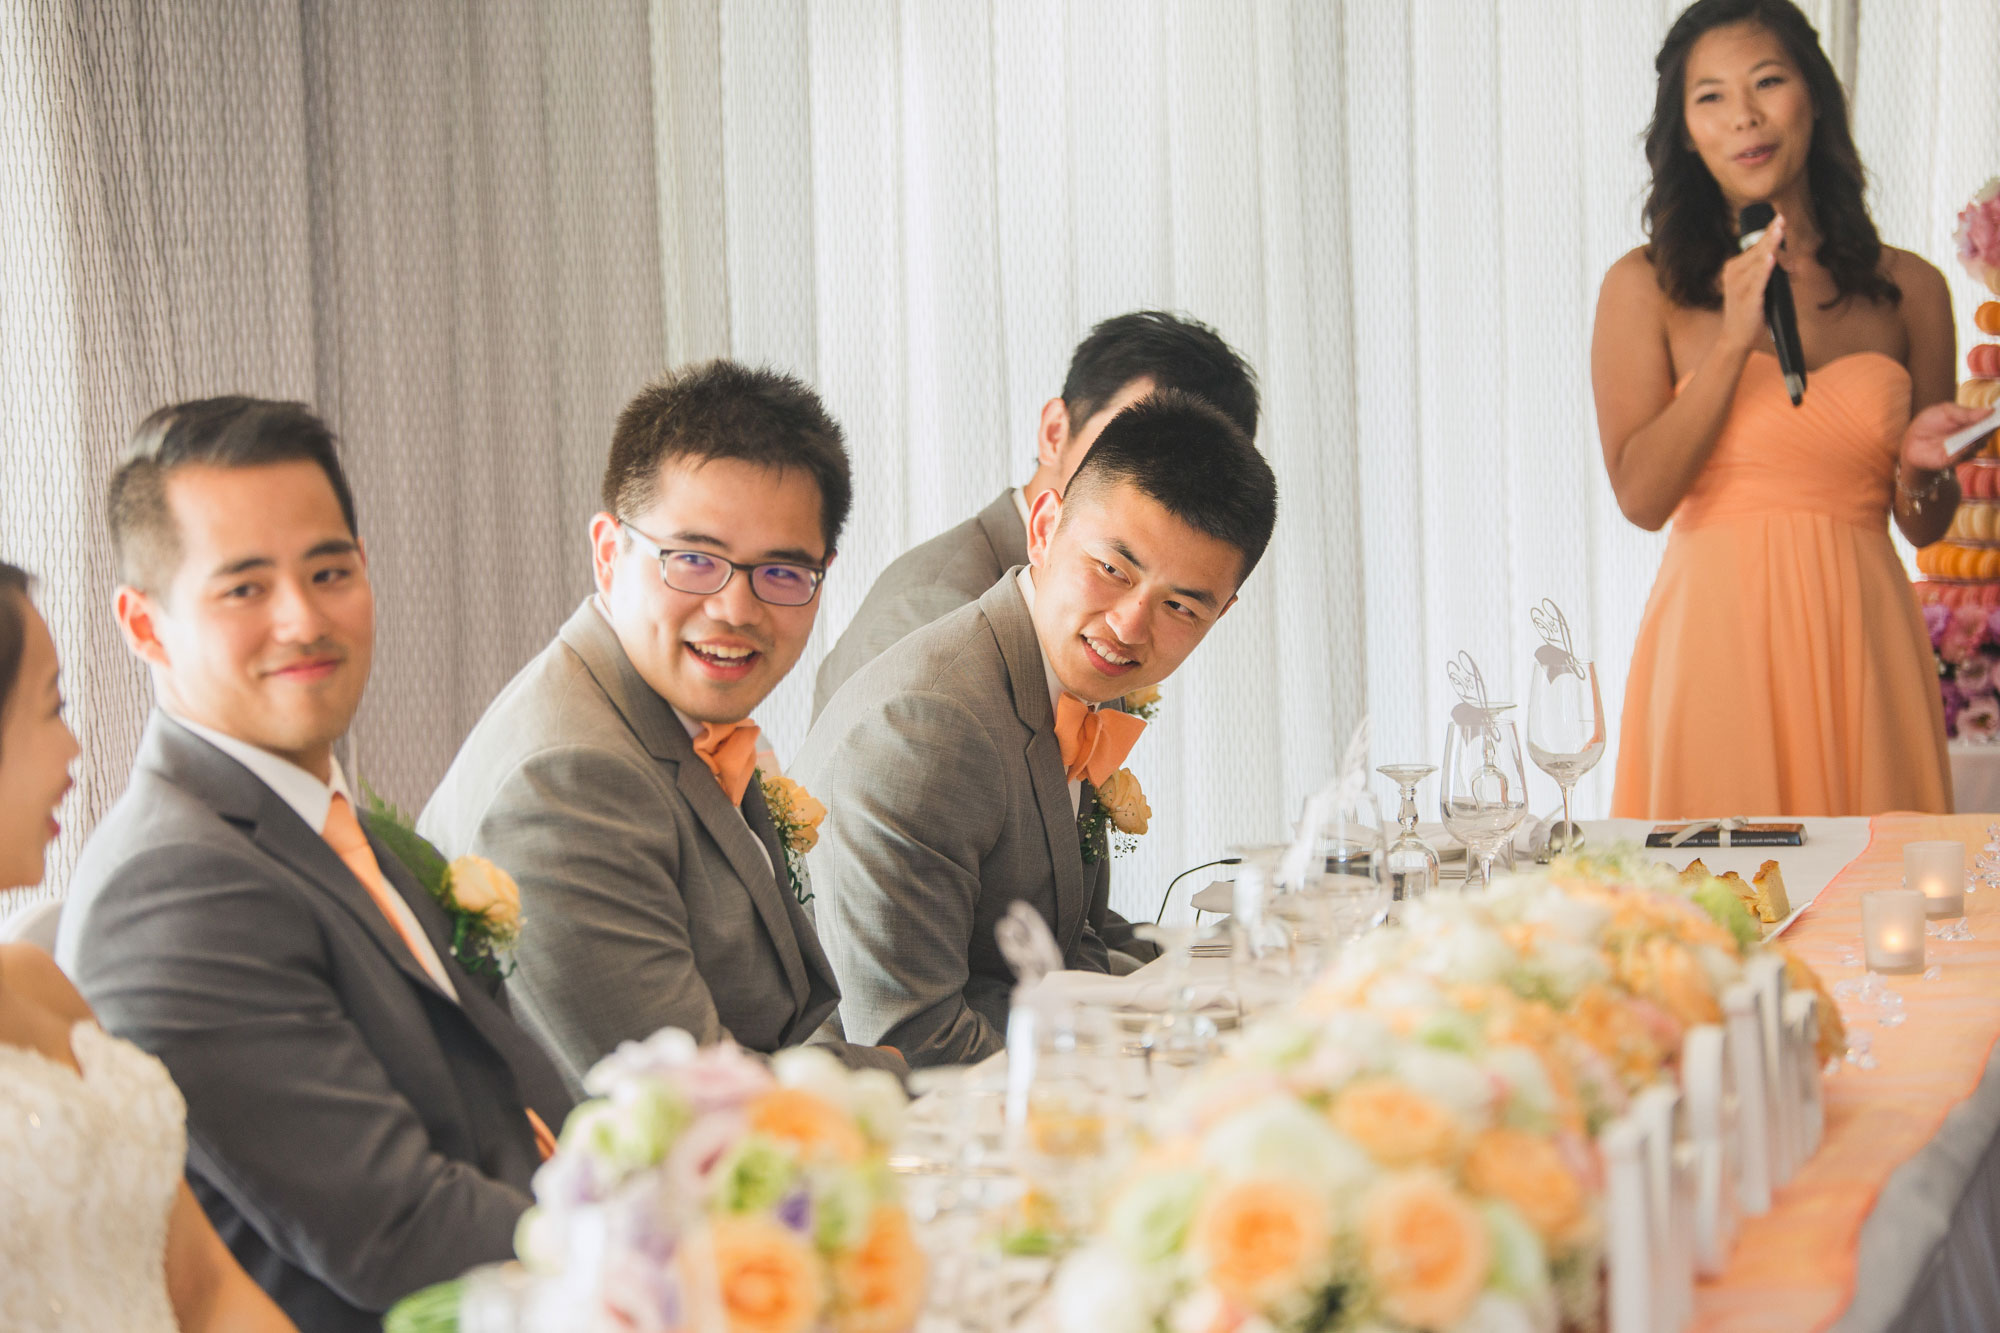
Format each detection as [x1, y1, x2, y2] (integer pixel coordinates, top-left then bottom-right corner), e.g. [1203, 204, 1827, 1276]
[1559, 781, 1574, 853]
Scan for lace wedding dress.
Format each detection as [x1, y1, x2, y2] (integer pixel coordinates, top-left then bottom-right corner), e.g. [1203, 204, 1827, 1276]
[1, 1021, 185, 1331]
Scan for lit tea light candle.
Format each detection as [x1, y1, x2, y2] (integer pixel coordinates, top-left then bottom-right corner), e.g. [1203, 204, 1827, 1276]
[1863, 888, 1927, 973]
[1905, 840, 1966, 919]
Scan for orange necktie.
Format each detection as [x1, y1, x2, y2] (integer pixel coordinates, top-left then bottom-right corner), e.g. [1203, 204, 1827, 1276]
[323, 794, 456, 996]
[1054, 694, 1146, 785]
[324, 795, 554, 1162]
[692, 720, 761, 806]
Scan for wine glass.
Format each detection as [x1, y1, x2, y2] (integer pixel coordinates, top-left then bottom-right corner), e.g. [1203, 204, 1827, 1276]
[1526, 659, 1606, 858]
[1442, 705, 1530, 891]
[1283, 784, 1390, 955]
[1376, 763, 1441, 903]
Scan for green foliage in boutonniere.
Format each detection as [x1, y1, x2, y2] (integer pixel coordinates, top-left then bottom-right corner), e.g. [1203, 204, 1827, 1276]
[359, 787, 522, 978]
[1078, 767, 1152, 865]
[758, 770, 825, 907]
[1121, 683, 1162, 722]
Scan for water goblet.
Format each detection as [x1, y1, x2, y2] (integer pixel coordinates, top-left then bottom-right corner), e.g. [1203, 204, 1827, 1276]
[1376, 763, 1441, 902]
[1442, 704, 1530, 891]
[1527, 658, 1606, 858]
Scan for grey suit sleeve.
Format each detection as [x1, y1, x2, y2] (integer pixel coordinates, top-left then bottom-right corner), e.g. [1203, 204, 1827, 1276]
[464, 744, 730, 1069]
[814, 582, 977, 718]
[807, 691, 1009, 1066]
[68, 846, 529, 1311]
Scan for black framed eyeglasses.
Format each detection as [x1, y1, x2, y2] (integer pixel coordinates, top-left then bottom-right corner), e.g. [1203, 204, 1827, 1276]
[620, 522, 826, 607]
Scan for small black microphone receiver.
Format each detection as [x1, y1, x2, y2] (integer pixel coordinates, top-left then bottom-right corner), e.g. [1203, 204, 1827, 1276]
[1738, 202, 1806, 406]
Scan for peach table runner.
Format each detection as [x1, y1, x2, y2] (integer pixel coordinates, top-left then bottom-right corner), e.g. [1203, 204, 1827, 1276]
[1692, 813, 2000, 1330]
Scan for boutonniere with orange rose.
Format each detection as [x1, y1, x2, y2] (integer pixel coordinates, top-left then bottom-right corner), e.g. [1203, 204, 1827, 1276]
[1079, 768, 1151, 864]
[1120, 683, 1162, 722]
[360, 789, 521, 978]
[389, 1029, 923, 1333]
[759, 771, 826, 906]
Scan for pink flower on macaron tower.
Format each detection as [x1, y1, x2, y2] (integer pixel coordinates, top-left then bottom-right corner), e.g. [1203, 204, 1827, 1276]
[1961, 696, 2000, 743]
[1957, 178, 2000, 294]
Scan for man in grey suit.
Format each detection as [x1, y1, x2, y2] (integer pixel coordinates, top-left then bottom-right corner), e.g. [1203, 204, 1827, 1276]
[58, 398, 573, 1332]
[811, 310, 1259, 715]
[793, 392, 1278, 1067]
[421, 362, 899, 1095]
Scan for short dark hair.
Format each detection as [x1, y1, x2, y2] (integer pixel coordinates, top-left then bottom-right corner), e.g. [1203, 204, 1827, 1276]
[1061, 311, 1260, 442]
[602, 360, 853, 554]
[1643, 0, 1896, 311]
[106, 397, 356, 594]
[0, 562, 30, 752]
[1063, 389, 1278, 585]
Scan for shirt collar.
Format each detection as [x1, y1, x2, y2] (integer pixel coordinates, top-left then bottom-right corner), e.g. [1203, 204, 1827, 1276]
[168, 710, 351, 834]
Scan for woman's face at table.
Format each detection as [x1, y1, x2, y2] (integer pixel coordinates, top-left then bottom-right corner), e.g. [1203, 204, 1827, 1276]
[0, 594, 78, 890]
[1681, 21, 1813, 212]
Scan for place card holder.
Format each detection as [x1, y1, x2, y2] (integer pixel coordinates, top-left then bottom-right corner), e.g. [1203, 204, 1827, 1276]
[1680, 1024, 1738, 1276]
[1601, 1117, 1653, 1333]
[1784, 991, 1825, 1160]
[1745, 954, 1797, 1185]
[1630, 1085, 1695, 1331]
[1723, 982, 1773, 1215]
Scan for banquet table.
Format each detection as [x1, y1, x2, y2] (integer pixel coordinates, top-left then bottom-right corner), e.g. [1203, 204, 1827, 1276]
[1950, 738, 2000, 814]
[1172, 815, 2000, 1331]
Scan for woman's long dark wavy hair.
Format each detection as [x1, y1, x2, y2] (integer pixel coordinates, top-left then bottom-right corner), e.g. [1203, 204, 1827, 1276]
[1643, 0, 1898, 312]
[0, 563, 30, 756]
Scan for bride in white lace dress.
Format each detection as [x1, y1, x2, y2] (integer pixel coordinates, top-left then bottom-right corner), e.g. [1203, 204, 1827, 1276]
[0, 565, 295, 1332]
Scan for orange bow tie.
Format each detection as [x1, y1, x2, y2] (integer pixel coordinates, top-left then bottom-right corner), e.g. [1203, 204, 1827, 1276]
[692, 720, 761, 805]
[1054, 693, 1146, 786]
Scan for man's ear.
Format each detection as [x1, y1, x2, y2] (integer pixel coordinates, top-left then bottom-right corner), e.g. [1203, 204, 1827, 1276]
[1026, 487, 1063, 566]
[113, 585, 171, 669]
[1035, 396, 1071, 470]
[589, 512, 623, 597]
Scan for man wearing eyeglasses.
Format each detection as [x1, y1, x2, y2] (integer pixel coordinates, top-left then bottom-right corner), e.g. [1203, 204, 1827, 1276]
[420, 361, 901, 1090]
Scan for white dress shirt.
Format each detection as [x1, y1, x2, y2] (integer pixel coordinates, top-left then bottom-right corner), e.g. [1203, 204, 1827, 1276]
[169, 711, 458, 1001]
[1015, 566, 1083, 816]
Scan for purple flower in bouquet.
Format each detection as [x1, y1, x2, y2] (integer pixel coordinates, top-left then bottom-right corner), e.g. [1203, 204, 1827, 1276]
[1960, 656, 1995, 697]
[1984, 607, 2000, 642]
[1957, 178, 2000, 293]
[1963, 695, 2000, 743]
[1927, 603, 1951, 647]
[1943, 680, 1969, 738]
[777, 1189, 814, 1235]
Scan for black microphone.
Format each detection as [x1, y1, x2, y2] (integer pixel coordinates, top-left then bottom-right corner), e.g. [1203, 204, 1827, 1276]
[1738, 202, 1806, 406]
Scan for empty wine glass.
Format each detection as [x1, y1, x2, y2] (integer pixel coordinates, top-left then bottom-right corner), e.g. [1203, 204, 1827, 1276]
[1526, 658, 1606, 859]
[1377, 763, 1441, 903]
[1282, 784, 1389, 955]
[1442, 705, 1530, 891]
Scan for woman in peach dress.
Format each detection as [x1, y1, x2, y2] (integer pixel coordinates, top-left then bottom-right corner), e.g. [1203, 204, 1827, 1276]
[1595, 0, 1991, 819]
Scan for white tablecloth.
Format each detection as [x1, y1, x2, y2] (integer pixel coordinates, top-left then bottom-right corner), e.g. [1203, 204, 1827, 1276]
[1951, 739, 2000, 814]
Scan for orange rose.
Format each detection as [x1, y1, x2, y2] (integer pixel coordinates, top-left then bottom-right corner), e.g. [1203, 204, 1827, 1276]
[1193, 1177, 1330, 1306]
[708, 1215, 827, 1333]
[1566, 986, 1668, 1088]
[834, 1206, 926, 1333]
[1360, 1171, 1491, 1329]
[1616, 937, 1721, 1028]
[1463, 1128, 1588, 1245]
[749, 1087, 867, 1163]
[1330, 1077, 1459, 1169]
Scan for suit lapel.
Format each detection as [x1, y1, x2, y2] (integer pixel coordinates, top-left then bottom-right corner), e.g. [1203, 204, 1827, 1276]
[145, 716, 462, 1007]
[561, 599, 813, 1021]
[976, 577, 1089, 959]
[975, 488, 1030, 573]
[743, 780, 832, 1021]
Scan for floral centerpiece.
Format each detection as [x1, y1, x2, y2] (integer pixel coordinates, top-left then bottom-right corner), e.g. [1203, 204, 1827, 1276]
[1925, 603, 2000, 741]
[1052, 987, 1602, 1333]
[391, 1031, 923, 1333]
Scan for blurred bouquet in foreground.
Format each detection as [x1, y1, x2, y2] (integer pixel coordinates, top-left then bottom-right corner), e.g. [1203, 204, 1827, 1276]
[392, 1031, 922, 1333]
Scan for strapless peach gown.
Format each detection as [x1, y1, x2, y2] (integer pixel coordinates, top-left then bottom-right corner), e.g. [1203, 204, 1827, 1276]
[1613, 350, 1951, 818]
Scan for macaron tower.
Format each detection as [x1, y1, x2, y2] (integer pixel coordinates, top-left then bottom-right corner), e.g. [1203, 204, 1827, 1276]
[1914, 179, 2000, 611]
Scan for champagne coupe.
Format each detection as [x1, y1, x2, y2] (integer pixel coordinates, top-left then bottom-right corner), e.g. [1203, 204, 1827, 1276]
[1526, 659, 1606, 858]
[1377, 763, 1441, 903]
[1442, 705, 1530, 891]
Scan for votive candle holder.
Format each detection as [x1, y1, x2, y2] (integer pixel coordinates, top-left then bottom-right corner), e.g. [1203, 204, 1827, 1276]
[1862, 888, 1926, 974]
[1905, 840, 1966, 919]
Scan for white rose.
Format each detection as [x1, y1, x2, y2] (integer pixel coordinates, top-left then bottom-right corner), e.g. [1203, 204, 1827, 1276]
[1200, 1099, 1376, 1197]
[1393, 1046, 1495, 1124]
[1053, 1243, 1159, 1333]
[448, 855, 522, 939]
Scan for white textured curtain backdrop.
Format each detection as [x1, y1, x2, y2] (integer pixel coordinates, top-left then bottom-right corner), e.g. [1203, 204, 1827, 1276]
[6, 0, 1998, 925]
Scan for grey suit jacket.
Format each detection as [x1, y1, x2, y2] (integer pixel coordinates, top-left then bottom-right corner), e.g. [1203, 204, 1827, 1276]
[57, 714, 572, 1333]
[793, 572, 1116, 1067]
[419, 599, 893, 1097]
[813, 488, 1025, 718]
